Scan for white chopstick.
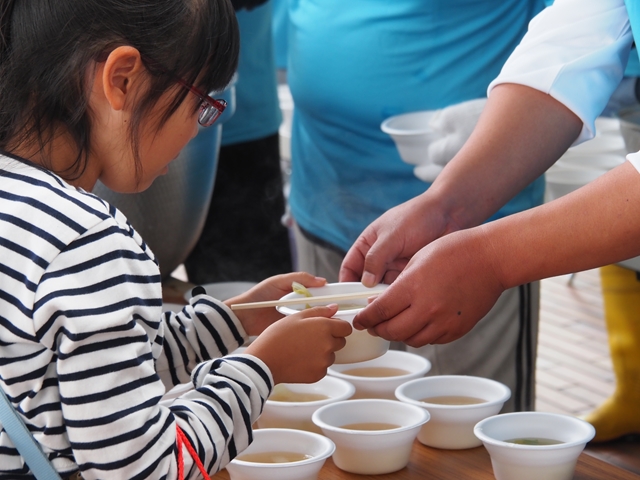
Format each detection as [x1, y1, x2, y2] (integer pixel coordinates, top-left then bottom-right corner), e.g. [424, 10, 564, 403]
[229, 289, 385, 311]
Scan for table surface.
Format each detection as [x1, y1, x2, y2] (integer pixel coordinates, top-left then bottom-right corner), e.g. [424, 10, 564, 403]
[212, 439, 640, 480]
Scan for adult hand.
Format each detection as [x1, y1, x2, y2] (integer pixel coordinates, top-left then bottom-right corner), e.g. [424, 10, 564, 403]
[226, 272, 327, 336]
[340, 194, 449, 287]
[245, 304, 352, 385]
[412, 98, 487, 183]
[351, 226, 505, 347]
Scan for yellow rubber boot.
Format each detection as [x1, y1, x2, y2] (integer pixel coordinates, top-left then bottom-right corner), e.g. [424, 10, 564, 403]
[583, 265, 640, 442]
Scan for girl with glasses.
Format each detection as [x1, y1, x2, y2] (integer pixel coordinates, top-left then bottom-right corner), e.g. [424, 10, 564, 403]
[0, 0, 350, 478]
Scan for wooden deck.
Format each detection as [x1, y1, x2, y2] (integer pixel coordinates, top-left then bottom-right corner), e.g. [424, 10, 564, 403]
[536, 269, 614, 416]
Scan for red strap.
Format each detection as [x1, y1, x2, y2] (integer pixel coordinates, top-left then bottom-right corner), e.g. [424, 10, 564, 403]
[176, 425, 212, 480]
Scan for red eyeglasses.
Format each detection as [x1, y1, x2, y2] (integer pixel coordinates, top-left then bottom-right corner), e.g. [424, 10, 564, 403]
[174, 78, 227, 127]
[138, 54, 227, 127]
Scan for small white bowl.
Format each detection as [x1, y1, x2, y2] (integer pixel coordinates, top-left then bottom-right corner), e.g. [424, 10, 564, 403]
[594, 116, 621, 135]
[312, 399, 429, 475]
[327, 350, 431, 399]
[226, 428, 335, 480]
[277, 282, 390, 364]
[256, 375, 355, 433]
[473, 412, 596, 480]
[395, 375, 511, 450]
[556, 152, 624, 171]
[568, 133, 626, 155]
[545, 167, 605, 201]
[380, 111, 438, 165]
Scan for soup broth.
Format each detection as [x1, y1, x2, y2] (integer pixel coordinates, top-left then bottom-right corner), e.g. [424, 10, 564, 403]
[269, 385, 329, 402]
[421, 395, 486, 405]
[505, 437, 564, 446]
[341, 422, 399, 431]
[341, 367, 410, 377]
[237, 451, 313, 463]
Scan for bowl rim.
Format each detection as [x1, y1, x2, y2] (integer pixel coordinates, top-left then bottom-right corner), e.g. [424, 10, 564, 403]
[327, 350, 431, 383]
[229, 428, 336, 467]
[312, 398, 430, 435]
[473, 412, 596, 450]
[276, 282, 388, 316]
[264, 376, 356, 406]
[394, 375, 511, 410]
[380, 111, 436, 136]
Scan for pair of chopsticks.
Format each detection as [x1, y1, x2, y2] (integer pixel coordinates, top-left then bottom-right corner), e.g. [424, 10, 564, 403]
[229, 289, 386, 311]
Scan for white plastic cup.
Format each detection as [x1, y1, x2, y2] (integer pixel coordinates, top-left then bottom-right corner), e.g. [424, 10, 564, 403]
[545, 167, 604, 201]
[312, 399, 429, 475]
[381, 111, 438, 165]
[256, 375, 355, 433]
[277, 283, 390, 364]
[226, 428, 335, 480]
[474, 412, 596, 480]
[556, 152, 624, 171]
[327, 350, 431, 399]
[395, 375, 511, 450]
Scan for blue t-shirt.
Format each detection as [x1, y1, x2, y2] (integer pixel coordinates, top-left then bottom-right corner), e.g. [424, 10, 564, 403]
[288, 0, 547, 252]
[221, 1, 282, 146]
[272, 0, 289, 70]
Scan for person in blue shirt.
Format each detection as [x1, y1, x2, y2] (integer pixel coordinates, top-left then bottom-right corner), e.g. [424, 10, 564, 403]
[185, 0, 293, 284]
[342, 0, 640, 441]
[286, 0, 548, 412]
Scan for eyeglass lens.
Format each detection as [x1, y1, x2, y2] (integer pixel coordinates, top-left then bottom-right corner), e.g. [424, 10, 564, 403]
[199, 99, 226, 127]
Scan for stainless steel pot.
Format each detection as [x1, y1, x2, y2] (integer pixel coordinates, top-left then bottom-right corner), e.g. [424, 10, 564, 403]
[92, 79, 236, 278]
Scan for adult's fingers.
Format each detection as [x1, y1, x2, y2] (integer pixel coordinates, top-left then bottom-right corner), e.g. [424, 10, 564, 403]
[351, 281, 414, 333]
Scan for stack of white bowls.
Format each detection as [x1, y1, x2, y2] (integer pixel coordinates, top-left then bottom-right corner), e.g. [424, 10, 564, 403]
[545, 117, 626, 201]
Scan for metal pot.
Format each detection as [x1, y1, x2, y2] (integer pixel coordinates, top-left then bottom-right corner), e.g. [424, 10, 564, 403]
[92, 78, 236, 278]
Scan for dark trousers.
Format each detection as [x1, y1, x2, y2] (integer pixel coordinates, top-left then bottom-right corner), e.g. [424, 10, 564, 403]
[184, 133, 292, 284]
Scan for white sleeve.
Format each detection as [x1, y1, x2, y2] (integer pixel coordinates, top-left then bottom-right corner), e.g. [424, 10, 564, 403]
[488, 0, 633, 144]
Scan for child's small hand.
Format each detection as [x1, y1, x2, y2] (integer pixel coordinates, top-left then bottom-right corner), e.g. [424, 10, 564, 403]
[226, 272, 327, 336]
[244, 304, 351, 385]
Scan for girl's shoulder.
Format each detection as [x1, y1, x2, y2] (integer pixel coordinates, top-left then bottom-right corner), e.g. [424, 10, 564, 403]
[0, 155, 156, 263]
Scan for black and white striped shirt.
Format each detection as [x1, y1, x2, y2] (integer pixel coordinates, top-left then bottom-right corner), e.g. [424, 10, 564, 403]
[0, 154, 272, 479]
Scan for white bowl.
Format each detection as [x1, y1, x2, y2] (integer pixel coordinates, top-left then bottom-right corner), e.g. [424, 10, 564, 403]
[545, 167, 605, 201]
[381, 111, 438, 165]
[473, 412, 596, 480]
[594, 116, 621, 135]
[256, 375, 355, 433]
[395, 375, 510, 450]
[226, 428, 335, 480]
[312, 399, 429, 475]
[618, 106, 640, 153]
[327, 350, 431, 399]
[277, 282, 390, 364]
[568, 133, 626, 155]
[556, 152, 624, 171]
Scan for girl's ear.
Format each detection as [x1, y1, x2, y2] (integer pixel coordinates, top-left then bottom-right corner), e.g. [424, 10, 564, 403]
[101, 46, 146, 111]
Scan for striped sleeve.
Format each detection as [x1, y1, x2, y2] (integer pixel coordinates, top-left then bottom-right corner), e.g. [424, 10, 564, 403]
[31, 220, 272, 478]
[155, 294, 249, 389]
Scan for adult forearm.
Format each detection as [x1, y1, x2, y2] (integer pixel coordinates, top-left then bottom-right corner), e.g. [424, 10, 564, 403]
[482, 161, 640, 288]
[424, 83, 584, 234]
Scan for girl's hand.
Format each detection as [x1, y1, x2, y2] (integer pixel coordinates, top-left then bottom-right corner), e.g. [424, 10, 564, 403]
[226, 272, 327, 336]
[244, 304, 351, 385]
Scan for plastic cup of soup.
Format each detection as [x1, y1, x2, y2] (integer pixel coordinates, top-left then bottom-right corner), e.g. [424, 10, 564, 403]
[226, 428, 335, 480]
[327, 350, 431, 399]
[395, 375, 511, 449]
[311, 399, 429, 475]
[473, 412, 595, 480]
[256, 375, 355, 433]
[277, 282, 390, 364]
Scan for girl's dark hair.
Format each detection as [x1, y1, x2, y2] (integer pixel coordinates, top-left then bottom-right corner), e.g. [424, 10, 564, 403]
[0, 0, 239, 181]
